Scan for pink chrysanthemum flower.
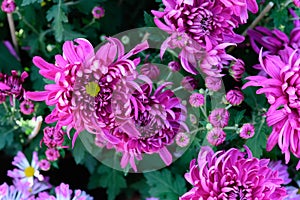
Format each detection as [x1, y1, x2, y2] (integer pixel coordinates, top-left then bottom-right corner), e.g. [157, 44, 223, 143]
[42, 127, 65, 148]
[45, 148, 60, 161]
[294, 0, 300, 7]
[229, 59, 245, 81]
[189, 93, 204, 107]
[36, 183, 93, 200]
[175, 132, 190, 147]
[181, 76, 198, 91]
[7, 151, 43, 187]
[27, 38, 148, 146]
[39, 159, 50, 171]
[20, 100, 34, 115]
[243, 47, 300, 169]
[226, 88, 244, 106]
[1, 0, 16, 13]
[92, 6, 105, 19]
[140, 63, 160, 80]
[268, 160, 291, 185]
[168, 61, 181, 72]
[0, 70, 28, 103]
[205, 76, 222, 91]
[97, 82, 188, 171]
[206, 127, 226, 146]
[152, 0, 243, 47]
[180, 146, 287, 199]
[239, 123, 255, 139]
[208, 108, 229, 128]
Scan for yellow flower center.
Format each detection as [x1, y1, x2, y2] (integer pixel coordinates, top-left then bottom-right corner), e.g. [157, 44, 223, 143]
[24, 166, 35, 177]
[85, 82, 100, 97]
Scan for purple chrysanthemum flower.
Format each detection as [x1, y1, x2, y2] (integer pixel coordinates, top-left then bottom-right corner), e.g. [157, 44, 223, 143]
[36, 183, 93, 200]
[97, 82, 188, 171]
[92, 6, 105, 19]
[45, 148, 60, 162]
[27, 38, 149, 146]
[42, 127, 65, 148]
[0, 182, 30, 200]
[0, 70, 28, 103]
[208, 108, 229, 128]
[39, 159, 50, 171]
[1, 0, 16, 13]
[294, 0, 300, 7]
[152, 0, 243, 47]
[168, 61, 180, 72]
[239, 123, 255, 139]
[226, 89, 244, 106]
[285, 181, 300, 200]
[268, 160, 291, 185]
[175, 132, 190, 147]
[205, 76, 222, 92]
[180, 146, 287, 199]
[181, 76, 198, 91]
[189, 93, 204, 107]
[243, 47, 300, 169]
[140, 63, 160, 80]
[229, 59, 245, 81]
[19, 100, 34, 115]
[206, 127, 226, 146]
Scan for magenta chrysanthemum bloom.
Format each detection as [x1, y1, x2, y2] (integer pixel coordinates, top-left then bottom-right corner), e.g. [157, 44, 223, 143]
[229, 59, 245, 81]
[0, 70, 28, 103]
[268, 160, 291, 185]
[189, 93, 204, 107]
[239, 123, 255, 139]
[152, 0, 243, 47]
[7, 151, 43, 187]
[140, 63, 160, 80]
[208, 108, 229, 128]
[168, 61, 180, 72]
[27, 38, 149, 146]
[180, 146, 287, 200]
[243, 47, 300, 169]
[205, 76, 222, 91]
[92, 6, 105, 19]
[97, 82, 188, 171]
[19, 100, 34, 115]
[45, 148, 60, 162]
[42, 127, 65, 148]
[181, 76, 198, 91]
[39, 159, 50, 171]
[206, 127, 226, 146]
[294, 0, 300, 7]
[1, 0, 16, 13]
[226, 89, 244, 106]
[175, 132, 190, 147]
[36, 183, 93, 200]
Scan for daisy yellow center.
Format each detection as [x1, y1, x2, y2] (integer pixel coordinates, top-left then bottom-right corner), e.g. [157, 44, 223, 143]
[85, 82, 100, 97]
[24, 166, 35, 177]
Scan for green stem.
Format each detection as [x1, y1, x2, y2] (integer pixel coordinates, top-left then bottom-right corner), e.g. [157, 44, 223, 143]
[223, 126, 238, 131]
[15, 11, 39, 35]
[7, 13, 19, 56]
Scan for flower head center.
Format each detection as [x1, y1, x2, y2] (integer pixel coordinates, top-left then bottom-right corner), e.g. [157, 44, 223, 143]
[24, 166, 35, 177]
[85, 82, 100, 97]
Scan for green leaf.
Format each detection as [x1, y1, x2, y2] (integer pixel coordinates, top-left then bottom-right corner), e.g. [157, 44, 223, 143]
[0, 43, 21, 73]
[144, 169, 187, 200]
[144, 11, 156, 27]
[46, 1, 68, 42]
[72, 139, 86, 164]
[234, 109, 246, 125]
[21, 0, 43, 6]
[98, 165, 127, 200]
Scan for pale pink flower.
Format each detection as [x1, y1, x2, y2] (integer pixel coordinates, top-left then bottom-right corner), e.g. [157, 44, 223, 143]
[189, 93, 204, 107]
[175, 132, 190, 147]
[205, 76, 222, 91]
[39, 159, 50, 171]
[208, 108, 229, 128]
[207, 127, 226, 146]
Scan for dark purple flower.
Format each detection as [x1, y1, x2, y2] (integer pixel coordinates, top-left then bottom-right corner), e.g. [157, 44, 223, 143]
[168, 61, 180, 72]
[180, 146, 287, 199]
[268, 160, 291, 185]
